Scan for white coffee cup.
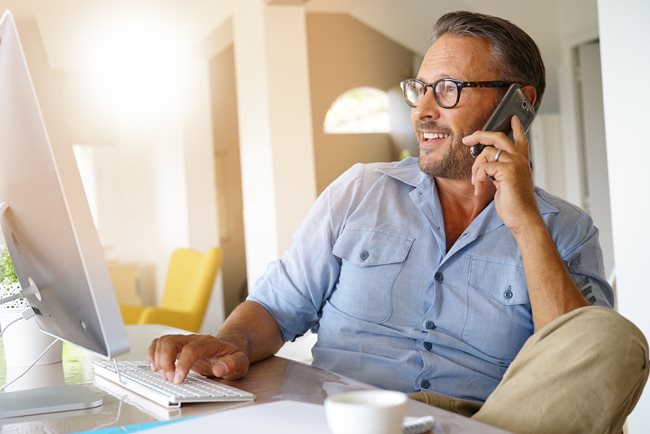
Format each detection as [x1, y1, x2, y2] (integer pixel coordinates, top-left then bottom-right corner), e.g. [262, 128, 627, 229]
[324, 390, 408, 434]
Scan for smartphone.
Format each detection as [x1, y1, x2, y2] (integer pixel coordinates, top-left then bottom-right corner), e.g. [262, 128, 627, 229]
[469, 83, 536, 158]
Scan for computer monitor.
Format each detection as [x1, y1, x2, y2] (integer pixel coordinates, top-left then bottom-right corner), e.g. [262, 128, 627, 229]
[0, 10, 129, 416]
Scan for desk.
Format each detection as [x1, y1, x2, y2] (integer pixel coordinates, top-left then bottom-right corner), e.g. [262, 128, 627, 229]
[0, 325, 509, 433]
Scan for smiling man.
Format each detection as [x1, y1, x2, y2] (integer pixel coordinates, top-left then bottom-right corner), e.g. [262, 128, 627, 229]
[149, 11, 648, 433]
[413, 35, 509, 182]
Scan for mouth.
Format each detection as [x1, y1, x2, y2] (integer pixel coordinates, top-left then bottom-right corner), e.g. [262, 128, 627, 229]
[422, 132, 450, 141]
[419, 131, 451, 150]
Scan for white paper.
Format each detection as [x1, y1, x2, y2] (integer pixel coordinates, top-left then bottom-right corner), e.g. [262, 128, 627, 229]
[142, 400, 331, 434]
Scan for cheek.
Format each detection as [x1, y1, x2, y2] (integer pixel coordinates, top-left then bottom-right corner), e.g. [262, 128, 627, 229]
[410, 108, 419, 126]
[452, 107, 492, 138]
[445, 113, 465, 138]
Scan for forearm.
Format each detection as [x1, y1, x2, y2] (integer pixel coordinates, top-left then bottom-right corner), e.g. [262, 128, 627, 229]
[216, 300, 285, 364]
[512, 216, 590, 330]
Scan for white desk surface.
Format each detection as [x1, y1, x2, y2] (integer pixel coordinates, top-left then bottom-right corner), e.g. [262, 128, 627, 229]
[0, 324, 510, 433]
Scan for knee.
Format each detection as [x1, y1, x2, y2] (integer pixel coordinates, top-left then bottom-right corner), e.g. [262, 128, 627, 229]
[571, 307, 648, 371]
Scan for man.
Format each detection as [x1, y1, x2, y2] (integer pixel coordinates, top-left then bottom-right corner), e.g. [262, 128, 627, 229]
[149, 11, 648, 433]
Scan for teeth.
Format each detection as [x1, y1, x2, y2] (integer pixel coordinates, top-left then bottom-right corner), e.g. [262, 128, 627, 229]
[423, 132, 449, 140]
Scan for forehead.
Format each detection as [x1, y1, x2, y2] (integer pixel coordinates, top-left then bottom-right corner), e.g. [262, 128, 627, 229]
[418, 34, 497, 81]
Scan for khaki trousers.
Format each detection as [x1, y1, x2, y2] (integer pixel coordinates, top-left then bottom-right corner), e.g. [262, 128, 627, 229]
[409, 307, 649, 434]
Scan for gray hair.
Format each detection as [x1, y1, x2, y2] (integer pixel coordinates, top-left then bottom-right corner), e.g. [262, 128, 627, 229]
[433, 11, 546, 111]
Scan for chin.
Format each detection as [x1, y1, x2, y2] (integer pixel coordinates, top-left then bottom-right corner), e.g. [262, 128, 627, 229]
[418, 155, 438, 178]
[418, 154, 473, 180]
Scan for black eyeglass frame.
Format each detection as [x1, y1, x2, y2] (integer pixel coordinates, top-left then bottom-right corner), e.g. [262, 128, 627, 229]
[399, 78, 519, 109]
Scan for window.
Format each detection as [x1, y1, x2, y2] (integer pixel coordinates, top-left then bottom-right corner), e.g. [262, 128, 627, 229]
[324, 87, 391, 134]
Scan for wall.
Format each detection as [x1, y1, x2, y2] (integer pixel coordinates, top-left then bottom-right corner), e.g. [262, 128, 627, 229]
[232, 3, 318, 286]
[179, 55, 225, 333]
[554, 0, 616, 280]
[598, 0, 650, 430]
[210, 44, 248, 315]
[556, 0, 600, 207]
[529, 114, 565, 198]
[306, 13, 414, 193]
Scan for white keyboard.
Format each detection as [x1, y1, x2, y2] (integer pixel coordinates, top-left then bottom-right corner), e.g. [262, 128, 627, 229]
[92, 360, 255, 408]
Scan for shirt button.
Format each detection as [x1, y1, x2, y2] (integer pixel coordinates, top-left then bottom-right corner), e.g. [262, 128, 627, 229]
[359, 250, 369, 261]
[434, 271, 443, 283]
[424, 342, 432, 351]
[421, 379, 430, 389]
[425, 320, 435, 330]
[504, 287, 513, 300]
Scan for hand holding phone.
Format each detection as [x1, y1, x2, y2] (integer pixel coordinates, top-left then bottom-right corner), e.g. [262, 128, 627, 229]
[470, 83, 536, 158]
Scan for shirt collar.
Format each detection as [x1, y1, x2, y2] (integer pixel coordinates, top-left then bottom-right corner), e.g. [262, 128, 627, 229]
[375, 157, 427, 188]
[534, 189, 560, 215]
[376, 156, 559, 221]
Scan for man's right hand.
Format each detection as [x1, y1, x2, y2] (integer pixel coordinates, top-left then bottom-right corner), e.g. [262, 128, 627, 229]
[147, 334, 250, 384]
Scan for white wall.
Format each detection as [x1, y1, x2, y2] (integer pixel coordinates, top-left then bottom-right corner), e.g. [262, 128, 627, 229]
[556, 0, 599, 207]
[529, 114, 565, 197]
[598, 0, 650, 431]
[180, 56, 225, 332]
[232, 1, 317, 287]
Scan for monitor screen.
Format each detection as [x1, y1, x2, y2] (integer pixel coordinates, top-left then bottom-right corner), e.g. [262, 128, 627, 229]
[0, 10, 128, 360]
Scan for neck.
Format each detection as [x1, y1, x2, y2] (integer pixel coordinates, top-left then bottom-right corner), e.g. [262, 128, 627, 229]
[435, 177, 493, 215]
[434, 177, 494, 251]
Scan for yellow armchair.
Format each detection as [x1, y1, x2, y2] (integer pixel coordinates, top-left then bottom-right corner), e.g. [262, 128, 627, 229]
[120, 247, 222, 332]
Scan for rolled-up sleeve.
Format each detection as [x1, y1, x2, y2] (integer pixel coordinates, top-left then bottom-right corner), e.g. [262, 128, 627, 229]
[546, 199, 615, 308]
[561, 223, 614, 308]
[247, 164, 366, 341]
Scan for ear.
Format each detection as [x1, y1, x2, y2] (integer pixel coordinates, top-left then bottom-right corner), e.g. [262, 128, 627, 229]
[521, 85, 537, 108]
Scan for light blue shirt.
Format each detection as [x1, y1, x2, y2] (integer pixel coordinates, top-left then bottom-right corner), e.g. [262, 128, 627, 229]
[248, 157, 613, 402]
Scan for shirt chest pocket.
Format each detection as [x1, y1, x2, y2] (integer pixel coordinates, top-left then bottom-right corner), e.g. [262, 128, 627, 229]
[462, 257, 534, 362]
[330, 229, 414, 323]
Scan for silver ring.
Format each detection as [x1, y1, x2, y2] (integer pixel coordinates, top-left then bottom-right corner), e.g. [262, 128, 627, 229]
[493, 149, 502, 162]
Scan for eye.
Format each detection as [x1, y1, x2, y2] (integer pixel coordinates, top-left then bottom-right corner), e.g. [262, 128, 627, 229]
[408, 81, 424, 94]
[438, 80, 457, 95]
[404, 81, 423, 103]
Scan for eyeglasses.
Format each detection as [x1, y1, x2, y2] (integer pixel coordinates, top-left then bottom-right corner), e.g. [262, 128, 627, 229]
[399, 78, 515, 109]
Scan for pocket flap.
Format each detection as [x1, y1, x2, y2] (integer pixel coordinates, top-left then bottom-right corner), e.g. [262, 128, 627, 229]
[333, 229, 413, 267]
[469, 256, 529, 305]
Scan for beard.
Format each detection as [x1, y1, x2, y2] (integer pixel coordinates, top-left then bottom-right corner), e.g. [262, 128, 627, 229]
[418, 102, 498, 180]
[418, 131, 475, 180]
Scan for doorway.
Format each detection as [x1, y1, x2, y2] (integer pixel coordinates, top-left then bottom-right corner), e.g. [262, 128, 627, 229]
[209, 44, 248, 315]
[573, 40, 615, 282]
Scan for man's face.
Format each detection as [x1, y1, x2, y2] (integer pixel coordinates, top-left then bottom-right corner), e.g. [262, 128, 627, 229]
[412, 35, 502, 180]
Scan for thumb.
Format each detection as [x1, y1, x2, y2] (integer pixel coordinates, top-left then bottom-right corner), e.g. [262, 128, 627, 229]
[213, 352, 250, 379]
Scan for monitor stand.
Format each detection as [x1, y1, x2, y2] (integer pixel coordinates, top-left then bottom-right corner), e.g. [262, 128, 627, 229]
[0, 384, 103, 419]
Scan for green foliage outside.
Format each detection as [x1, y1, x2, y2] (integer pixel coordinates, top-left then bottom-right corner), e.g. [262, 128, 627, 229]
[0, 246, 27, 310]
[0, 246, 18, 285]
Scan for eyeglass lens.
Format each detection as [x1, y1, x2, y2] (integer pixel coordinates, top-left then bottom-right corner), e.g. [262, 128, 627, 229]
[402, 79, 459, 108]
[434, 80, 458, 108]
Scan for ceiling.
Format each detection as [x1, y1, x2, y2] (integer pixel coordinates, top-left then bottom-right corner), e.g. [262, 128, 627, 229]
[1, 0, 565, 58]
[1, 0, 596, 113]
